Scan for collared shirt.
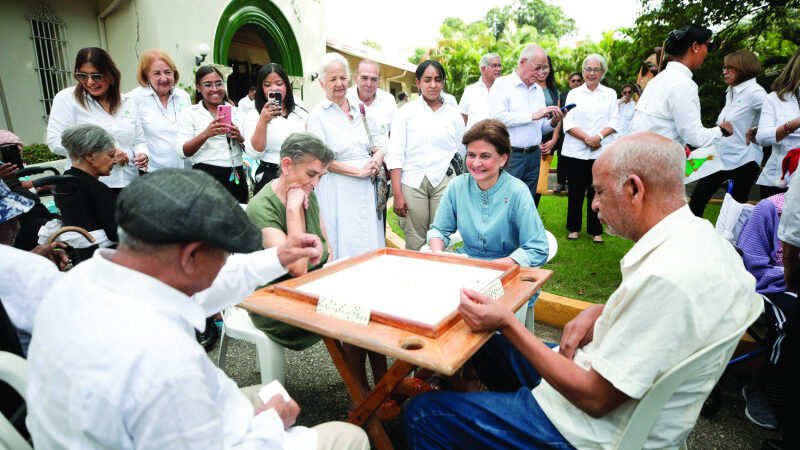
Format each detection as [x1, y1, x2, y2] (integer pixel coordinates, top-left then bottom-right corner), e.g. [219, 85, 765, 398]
[562, 84, 620, 160]
[716, 77, 768, 170]
[176, 102, 244, 167]
[238, 96, 255, 116]
[489, 70, 554, 147]
[0, 245, 60, 355]
[756, 90, 800, 187]
[616, 100, 636, 136]
[630, 61, 723, 148]
[533, 206, 762, 449]
[243, 105, 308, 164]
[46, 86, 149, 188]
[459, 79, 491, 131]
[779, 175, 800, 247]
[427, 171, 548, 267]
[387, 97, 466, 189]
[346, 87, 397, 146]
[27, 248, 320, 449]
[133, 86, 192, 171]
[307, 97, 372, 163]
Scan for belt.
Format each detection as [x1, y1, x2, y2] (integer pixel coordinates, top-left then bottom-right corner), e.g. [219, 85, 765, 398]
[511, 145, 540, 154]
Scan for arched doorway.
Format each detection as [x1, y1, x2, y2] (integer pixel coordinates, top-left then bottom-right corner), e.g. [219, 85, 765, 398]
[214, 0, 303, 104]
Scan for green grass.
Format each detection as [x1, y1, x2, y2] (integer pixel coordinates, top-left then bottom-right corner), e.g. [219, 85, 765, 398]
[387, 195, 721, 304]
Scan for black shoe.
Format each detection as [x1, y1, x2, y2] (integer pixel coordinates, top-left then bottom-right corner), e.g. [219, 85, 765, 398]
[743, 384, 779, 430]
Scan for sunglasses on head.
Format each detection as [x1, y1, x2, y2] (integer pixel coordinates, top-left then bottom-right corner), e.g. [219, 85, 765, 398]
[75, 72, 104, 82]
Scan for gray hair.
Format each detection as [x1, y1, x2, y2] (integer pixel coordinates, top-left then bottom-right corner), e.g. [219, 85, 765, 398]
[519, 45, 546, 64]
[609, 134, 686, 203]
[479, 53, 500, 68]
[117, 227, 163, 252]
[280, 132, 335, 167]
[583, 53, 608, 81]
[356, 58, 380, 75]
[61, 123, 115, 161]
[319, 53, 350, 80]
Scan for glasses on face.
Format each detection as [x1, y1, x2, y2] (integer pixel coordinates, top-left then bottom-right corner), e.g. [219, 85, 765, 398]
[489, 63, 502, 69]
[75, 72, 104, 82]
[201, 80, 224, 89]
[529, 62, 550, 72]
[622, 90, 633, 95]
[570, 78, 582, 84]
[583, 67, 603, 73]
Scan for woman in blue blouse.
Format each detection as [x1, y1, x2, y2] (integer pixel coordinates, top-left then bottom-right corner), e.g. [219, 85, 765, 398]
[428, 119, 549, 322]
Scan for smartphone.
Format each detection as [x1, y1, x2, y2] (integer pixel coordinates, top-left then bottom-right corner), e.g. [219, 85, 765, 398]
[217, 104, 232, 127]
[268, 91, 283, 108]
[0, 143, 23, 168]
[561, 103, 576, 113]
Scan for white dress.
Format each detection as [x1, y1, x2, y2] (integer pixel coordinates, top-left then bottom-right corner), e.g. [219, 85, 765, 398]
[307, 98, 384, 260]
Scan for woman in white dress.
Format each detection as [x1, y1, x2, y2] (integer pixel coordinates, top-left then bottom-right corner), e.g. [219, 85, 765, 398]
[307, 53, 385, 260]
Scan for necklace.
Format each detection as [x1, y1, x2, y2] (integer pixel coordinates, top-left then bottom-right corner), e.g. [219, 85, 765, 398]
[152, 91, 177, 124]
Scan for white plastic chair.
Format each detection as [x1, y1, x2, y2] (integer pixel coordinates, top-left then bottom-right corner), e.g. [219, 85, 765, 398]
[0, 351, 32, 450]
[217, 307, 285, 385]
[615, 301, 761, 450]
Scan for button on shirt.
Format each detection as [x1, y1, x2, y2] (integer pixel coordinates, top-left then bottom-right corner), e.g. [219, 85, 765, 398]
[133, 86, 192, 171]
[716, 77, 768, 170]
[47, 86, 148, 188]
[27, 249, 319, 449]
[387, 97, 466, 189]
[346, 87, 397, 147]
[562, 84, 620, 160]
[489, 71, 554, 147]
[459, 79, 491, 131]
[630, 61, 723, 148]
[243, 106, 308, 164]
[756, 90, 800, 187]
[176, 103, 244, 167]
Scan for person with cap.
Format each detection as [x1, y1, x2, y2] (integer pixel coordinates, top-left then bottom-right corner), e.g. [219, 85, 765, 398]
[630, 24, 734, 148]
[0, 180, 68, 355]
[25, 169, 370, 449]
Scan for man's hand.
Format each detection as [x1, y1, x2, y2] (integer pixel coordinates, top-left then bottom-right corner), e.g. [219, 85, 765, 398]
[458, 288, 513, 332]
[533, 106, 562, 122]
[277, 233, 322, 268]
[256, 395, 300, 430]
[559, 304, 604, 360]
[133, 153, 149, 170]
[31, 241, 70, 271]
[0, 162, 18, 180]
[393, 192, 408, 217]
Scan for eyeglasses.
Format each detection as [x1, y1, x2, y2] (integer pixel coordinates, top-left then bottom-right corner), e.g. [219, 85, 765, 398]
[529, 63, 550, 72]
[583, 67, 604, 73]
[622, 90, 633, 95]
[75, 72, 104, 82]
[201, 81, 225, 89]
[570, 78, 582, 83]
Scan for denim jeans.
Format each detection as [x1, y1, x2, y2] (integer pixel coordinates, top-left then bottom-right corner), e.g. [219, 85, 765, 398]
[404, 335, 575, 449]
[505, 149, 541, 200]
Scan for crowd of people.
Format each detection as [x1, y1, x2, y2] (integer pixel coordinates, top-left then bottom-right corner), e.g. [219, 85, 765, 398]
[0, 21, 798, 449]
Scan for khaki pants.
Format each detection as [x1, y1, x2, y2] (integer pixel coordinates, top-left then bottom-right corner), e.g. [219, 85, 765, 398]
[240, 385, 370, 450]
[400, 173, 453, 251]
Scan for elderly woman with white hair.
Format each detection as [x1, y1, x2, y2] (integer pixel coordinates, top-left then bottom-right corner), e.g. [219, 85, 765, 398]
[562, 54, 620, 244]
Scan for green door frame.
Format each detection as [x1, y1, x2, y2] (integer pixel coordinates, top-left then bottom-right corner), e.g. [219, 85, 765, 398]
[213, 0, 303, 76]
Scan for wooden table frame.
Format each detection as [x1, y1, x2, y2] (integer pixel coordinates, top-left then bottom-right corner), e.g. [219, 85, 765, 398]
[242, 249, 552, 449]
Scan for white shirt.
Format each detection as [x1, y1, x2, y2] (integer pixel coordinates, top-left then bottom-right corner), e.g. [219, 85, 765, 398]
[133, 86, 192, 171]
[459, 79, 491, 131]
[27, 248, 319, 449]
[562, 84, 620, 160]
[715, 78, 768, 170]
[387, 97, 466, 189]
[617, 100, 636, 136]
[779, 172, 800, 247]
[238, 96, 256, 116]
[489, 71, 554, 147]
[307, 98, 375, 163]
[630, 62, 723, 148]
[176, 102, 244, 167]
[243, 106, 308, 164]
[46, 86, 149, 188]
[0, 245, 60, 354]
[534, 206, 762, 449]
[756, 90, 800, 187]
[346, 87, 398, 146]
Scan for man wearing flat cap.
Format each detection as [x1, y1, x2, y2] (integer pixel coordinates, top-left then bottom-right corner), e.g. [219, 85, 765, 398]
[26, 169, 369, 449]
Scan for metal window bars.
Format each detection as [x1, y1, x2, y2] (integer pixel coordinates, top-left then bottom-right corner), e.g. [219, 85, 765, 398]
[28, 2, 71, 120]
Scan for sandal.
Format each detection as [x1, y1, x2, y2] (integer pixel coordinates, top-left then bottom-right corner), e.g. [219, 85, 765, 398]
[567, 232, 579, 241]
[394, 377, 434, 398]
[592, 235, 604, 244]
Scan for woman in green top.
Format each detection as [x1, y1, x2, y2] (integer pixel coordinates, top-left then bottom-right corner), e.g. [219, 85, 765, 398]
[246, 132, 334, 350]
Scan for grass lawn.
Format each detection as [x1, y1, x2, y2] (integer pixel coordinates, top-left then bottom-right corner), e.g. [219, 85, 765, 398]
[387, 194, 721, 304]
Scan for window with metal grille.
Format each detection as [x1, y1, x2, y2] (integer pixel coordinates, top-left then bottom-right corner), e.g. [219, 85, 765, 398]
[28, 3, 71, 118]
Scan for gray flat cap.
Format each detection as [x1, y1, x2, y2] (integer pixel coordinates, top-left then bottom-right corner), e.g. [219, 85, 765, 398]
[116, 169, 261, 253]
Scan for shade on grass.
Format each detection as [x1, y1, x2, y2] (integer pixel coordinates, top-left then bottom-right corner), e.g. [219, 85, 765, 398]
[387, 195, 721, 304]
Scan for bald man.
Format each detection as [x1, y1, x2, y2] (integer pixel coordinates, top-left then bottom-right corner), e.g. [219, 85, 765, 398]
[405, 133, 762, 449]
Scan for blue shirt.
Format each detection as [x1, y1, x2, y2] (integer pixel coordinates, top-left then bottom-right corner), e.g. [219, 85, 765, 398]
[427, 171, 548, 266]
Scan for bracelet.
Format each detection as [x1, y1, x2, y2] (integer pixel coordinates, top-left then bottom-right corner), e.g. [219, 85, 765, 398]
[597, 133, 604, 141]
[785, 121, 794, 134]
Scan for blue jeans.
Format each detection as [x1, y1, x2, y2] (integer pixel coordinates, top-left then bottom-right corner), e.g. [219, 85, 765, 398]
[505, 149, 541, 200]
[404, 335, 574, 449]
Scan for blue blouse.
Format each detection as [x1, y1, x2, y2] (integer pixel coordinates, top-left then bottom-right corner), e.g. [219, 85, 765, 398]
[427, 171, 548, 267]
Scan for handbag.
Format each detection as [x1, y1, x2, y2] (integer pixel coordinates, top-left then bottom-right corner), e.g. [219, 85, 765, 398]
[447, 152, 465, 177]
[358, 103, 389, 220]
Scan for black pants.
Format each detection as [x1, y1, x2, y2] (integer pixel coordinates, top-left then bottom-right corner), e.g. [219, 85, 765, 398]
[760, 184, 788, 200]
[688, 161, 759, 217]
[564, 156, 601, 235]
[252, 162, 280, 196]
[192, 163, 248, 203]
[556, 146, 568, 185]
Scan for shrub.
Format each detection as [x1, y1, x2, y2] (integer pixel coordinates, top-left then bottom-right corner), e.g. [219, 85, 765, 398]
[21, 143, 64, 165]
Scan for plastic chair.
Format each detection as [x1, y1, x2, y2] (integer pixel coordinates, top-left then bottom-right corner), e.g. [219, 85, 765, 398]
[615, 301, 761, 450]
[0, 351, 32, 450]
[217, 307, 285, 385]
